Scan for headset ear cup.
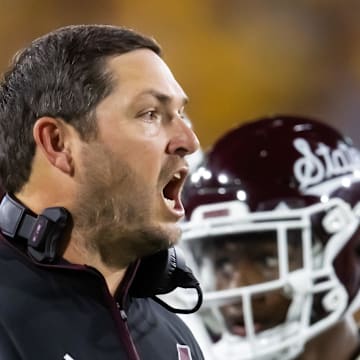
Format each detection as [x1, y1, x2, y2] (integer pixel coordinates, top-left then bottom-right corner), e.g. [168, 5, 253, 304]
[0, 193, 72, 263]
[166, 246, 178, 280]
[129, 246, 204, 313]
[27, 207, 71, 262]
[130, 247, 180, 297]
[172, 246, 186, 271]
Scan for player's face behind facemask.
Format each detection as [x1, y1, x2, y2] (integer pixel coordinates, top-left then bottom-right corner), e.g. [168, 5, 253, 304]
[202, 231, 303, 336]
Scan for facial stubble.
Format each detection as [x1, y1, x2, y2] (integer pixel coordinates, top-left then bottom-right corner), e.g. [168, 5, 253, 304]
[72, 142, 181, 269]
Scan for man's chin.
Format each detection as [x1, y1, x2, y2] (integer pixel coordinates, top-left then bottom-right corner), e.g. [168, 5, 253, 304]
[136, 223, 181, 257]
[163, 223, 182, 246]
[98, 224, 180, 267]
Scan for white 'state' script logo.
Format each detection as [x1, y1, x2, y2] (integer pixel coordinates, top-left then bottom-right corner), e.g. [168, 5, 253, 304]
[293, 138, 360, 190]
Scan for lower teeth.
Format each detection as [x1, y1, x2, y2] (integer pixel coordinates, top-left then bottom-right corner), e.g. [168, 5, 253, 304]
[165, 198, 175, 209]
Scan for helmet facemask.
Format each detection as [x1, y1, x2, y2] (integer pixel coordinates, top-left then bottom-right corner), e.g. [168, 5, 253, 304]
[181, 197, 358, 359]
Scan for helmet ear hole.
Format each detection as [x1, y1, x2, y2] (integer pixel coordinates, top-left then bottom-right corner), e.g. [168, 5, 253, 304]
[353, 201, 360, 218]
[322, 207, 349, 234]
[322, 286, 348, 312]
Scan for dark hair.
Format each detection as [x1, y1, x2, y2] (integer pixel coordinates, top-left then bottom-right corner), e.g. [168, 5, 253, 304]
[0, 24, 161, 193]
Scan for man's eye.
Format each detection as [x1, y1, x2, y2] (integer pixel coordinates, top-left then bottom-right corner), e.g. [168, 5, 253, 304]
[252, 253, 278, 268]
[141, 110, 160, 122]
[178, 110, 186, 120]
[214, 257, 229, 270]
[216, 263, 234, 281]
[264, 255, 278, 268]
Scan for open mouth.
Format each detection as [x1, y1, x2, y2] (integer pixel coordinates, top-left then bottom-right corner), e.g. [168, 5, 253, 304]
[230, 321, 265, 337]
[225, 315, 265, 337]
[162, 168, 188, 216]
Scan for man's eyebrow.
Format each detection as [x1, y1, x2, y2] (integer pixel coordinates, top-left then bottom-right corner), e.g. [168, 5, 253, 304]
[135, 89, 189, 106]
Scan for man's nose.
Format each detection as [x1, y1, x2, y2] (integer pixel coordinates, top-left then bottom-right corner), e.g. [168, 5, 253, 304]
[166, 115, 200, 157]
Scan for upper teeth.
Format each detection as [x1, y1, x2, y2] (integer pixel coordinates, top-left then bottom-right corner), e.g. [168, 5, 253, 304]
[173, 172, 181, 180]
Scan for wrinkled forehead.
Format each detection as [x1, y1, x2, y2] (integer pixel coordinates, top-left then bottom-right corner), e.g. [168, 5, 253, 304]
[106, 49, 187, 100]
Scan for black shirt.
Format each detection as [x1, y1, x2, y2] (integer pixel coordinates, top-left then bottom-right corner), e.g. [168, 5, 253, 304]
[0, 237, 204, 360]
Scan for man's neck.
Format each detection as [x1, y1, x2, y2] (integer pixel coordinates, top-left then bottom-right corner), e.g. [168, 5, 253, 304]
[63, 237, 127, 296]
[16, 190, 128, 296]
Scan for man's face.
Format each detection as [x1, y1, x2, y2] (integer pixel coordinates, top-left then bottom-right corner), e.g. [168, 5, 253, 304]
[203, 231, 302, 337]
[72, 49, 199, 268]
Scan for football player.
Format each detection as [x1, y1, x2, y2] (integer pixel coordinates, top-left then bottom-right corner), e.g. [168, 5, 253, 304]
[180, 115, 360, 359]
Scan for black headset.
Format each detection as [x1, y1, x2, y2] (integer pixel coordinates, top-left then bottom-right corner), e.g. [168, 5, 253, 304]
[130, 245, 203, 314]
[0, 193, 70, 263]
[0, 193, 202, 314]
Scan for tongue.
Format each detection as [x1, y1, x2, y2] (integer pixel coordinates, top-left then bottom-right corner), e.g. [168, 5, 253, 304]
[163, 179, 175, 200]
[164, 198, 175, 209]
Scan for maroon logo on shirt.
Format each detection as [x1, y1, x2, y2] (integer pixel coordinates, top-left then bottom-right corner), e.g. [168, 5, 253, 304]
[177, 344, 193, 360]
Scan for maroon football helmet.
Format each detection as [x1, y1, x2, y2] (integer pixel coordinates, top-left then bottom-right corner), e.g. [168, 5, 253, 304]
[181, 115, 360, 359]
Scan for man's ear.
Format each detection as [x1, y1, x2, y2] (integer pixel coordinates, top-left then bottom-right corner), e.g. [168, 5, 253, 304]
[33, 117, 74, 175]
